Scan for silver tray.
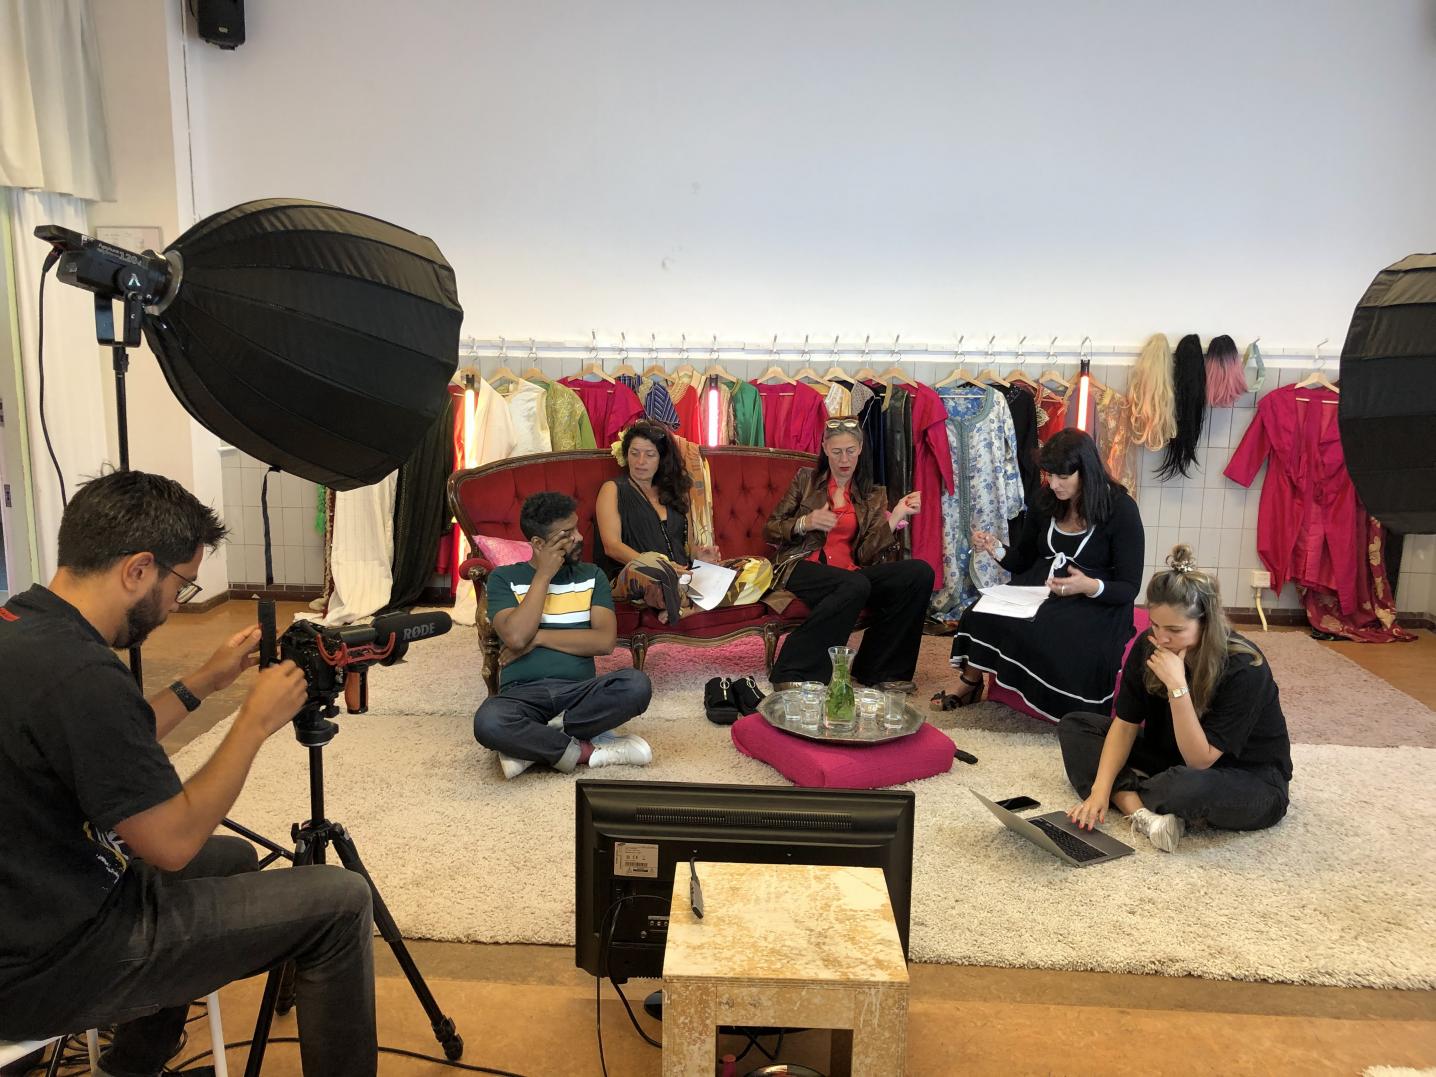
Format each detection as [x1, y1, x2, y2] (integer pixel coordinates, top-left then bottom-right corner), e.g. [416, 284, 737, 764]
[757, 689, 926, 745]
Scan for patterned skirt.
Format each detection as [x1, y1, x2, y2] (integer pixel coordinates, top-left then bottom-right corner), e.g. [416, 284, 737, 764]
[612, 552, 773, 624]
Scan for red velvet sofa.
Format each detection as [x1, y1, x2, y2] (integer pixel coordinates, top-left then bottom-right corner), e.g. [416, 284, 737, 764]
[448, 446, 823, 695]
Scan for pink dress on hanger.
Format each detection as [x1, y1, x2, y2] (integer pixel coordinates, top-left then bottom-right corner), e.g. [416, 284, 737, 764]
[558, 378, 644, 446]
[753, 382, 828, 454]
[1225, 384, 1412, 642]
[908, 384, 955, 591]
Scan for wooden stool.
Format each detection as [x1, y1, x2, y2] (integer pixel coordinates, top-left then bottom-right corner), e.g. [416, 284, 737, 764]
[662, 862, 908, 1076]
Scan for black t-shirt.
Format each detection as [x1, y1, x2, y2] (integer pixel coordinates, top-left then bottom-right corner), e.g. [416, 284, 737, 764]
[1116, 631, 1293, 781]
[0, 586, 182, 983]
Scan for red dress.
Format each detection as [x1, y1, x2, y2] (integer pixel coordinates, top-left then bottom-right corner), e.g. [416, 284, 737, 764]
[754, 382, 828, 453]
[558, 378, 644, 445]
[1225, 385, 1412, 643]
[908, 384, 955, 591]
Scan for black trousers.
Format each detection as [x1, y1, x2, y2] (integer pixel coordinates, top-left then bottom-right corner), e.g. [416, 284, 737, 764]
[771, 558, 935, 685]
[1058, 710, 1289, 831]
[0, 835, 376, 1077]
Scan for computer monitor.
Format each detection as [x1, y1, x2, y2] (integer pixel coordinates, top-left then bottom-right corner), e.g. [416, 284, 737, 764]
[575, 779, 916, 982]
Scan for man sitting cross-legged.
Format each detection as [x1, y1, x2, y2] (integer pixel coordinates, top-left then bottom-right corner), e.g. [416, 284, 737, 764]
[474, 492, 654, 779]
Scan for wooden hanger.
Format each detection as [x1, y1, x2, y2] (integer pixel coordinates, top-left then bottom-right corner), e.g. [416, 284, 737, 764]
[934, 335, 983, 389]
[793, 366, 834, 391]
[975, 366, 1009, 388]
[577, 359, 616, 383]
[878, 364, 918, 388]
[1037, 335, 1070, 390]
[488, 365, 524, 390]
[934, 365, 982, 389]
[1294, 339, 1339, 394]
[519, 339, 549, 382]
[753, 365, 798, 385]
[700, 335, 735, 381]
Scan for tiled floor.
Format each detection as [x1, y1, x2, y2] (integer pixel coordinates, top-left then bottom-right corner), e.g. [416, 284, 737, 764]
[136, 602, 1436, 1075]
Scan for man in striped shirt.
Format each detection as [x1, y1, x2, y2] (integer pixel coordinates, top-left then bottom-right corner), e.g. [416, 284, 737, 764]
[475, 492, 654, 778]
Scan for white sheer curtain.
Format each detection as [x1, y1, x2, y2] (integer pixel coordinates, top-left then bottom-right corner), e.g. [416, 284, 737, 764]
[0, 0, 115, 202]
[10, 190, 112, 582]
[2, 0, 116, 581]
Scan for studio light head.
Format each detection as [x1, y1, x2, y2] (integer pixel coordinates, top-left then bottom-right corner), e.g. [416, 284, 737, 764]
[36, 199, 463, 490]
[34, 225, 173, 306]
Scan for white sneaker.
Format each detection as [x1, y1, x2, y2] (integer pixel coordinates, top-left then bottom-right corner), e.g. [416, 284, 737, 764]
[587, 734, 653, 769]
[498, 753, 536, 780]
[1130, 807, 1185, 853]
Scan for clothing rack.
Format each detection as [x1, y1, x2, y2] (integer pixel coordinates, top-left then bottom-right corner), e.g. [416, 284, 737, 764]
[456, 335, 1340, 380]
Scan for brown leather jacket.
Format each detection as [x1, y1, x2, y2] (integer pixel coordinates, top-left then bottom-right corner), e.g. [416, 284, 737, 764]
[764, 467, 899, 588]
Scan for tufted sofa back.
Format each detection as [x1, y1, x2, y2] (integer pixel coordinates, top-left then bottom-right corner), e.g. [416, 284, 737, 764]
[448, 446, 815, 563]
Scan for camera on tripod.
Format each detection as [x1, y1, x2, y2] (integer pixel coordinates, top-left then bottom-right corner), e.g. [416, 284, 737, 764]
[259, 601, 452, 746]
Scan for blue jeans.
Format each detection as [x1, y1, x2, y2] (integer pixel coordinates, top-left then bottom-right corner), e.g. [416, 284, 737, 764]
[473, 669, 653, 770]
[1059, 710, 1289, 831]
[0, 836, 376, 1077]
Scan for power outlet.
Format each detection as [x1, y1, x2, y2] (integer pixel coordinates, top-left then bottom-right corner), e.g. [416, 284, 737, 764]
[1249, 569, 1271, 589]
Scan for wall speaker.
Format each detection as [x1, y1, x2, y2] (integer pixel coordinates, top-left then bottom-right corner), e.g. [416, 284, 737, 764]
[1338, 253, 1436, 534]
[196, 0, 245, 49]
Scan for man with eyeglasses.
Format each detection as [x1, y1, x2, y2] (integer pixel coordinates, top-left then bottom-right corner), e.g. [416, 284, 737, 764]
[0, 469, 377, 1077]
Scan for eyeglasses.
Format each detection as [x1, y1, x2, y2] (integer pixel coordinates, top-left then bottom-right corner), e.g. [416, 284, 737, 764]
[120, 550, 204, 604]
[824, 416, 861, 432]
[161, 564, 203, 605]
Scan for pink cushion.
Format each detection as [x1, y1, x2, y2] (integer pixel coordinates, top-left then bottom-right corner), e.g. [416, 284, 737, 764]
[474, 534, 531, 568]
[730, 713, 955, 789]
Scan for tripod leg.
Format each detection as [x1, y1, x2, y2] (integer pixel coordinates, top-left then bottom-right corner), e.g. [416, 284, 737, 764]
[243, 967, 285, 1077]
[274, 828, 323, 1017]
[328, 826, 464, 1061]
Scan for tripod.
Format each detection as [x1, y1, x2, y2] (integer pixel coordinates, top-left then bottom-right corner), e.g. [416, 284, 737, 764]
[244, 704, 463, 1075]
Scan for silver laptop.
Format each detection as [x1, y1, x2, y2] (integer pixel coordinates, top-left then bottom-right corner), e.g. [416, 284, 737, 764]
[972, 790, 1134, 867]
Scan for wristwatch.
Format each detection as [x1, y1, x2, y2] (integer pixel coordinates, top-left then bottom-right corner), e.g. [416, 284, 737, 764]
[170, 680, 202, 713]
[1169, 685, 1190, 700]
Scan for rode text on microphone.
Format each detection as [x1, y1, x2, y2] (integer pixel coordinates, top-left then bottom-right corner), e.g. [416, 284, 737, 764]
[258, 600, 452, 746]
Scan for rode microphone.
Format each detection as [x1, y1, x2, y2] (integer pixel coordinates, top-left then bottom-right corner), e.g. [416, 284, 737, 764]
[334, 610, 452, 650]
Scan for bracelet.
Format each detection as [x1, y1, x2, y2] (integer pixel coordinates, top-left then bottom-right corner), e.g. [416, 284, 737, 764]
[1169, 685, 1189, 700]
[169, 680, 202, 712]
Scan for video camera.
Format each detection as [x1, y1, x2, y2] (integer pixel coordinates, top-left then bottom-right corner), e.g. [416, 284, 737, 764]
[258, 600, 452, 746]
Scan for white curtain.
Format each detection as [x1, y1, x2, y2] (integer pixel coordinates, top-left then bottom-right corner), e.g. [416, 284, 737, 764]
[9, 190, 112, 582]
[0, 0, 115, 202]
[322, 473, 399, 626]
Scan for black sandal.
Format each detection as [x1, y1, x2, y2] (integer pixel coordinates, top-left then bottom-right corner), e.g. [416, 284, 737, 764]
[930, 670, 984, 711]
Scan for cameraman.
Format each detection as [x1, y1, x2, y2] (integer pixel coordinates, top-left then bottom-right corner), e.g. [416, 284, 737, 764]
[0, 470, 376, 1077]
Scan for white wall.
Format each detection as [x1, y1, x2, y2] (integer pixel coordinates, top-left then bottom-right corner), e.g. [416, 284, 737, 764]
[180, 0, 1436, 344]
[89, 0, 1436, 610]
[89, 0, 229, 596]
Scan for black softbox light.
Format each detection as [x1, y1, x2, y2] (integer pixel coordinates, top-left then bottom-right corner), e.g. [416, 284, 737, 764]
[142, 198, 462, 490]
[1338, 253, 1436, 534]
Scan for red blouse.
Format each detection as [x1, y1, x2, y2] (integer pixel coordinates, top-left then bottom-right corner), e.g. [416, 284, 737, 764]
[807, 478, 859, 571]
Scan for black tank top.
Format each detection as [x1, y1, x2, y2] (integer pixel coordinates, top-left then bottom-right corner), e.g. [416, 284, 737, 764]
[600, 474, 690, 578]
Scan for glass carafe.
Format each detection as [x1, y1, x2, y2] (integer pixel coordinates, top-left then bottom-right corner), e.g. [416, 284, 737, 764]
[824, 645, 856, 733]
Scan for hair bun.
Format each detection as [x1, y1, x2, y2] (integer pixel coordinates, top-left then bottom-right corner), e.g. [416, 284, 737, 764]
[1166, 543, 1199, 575]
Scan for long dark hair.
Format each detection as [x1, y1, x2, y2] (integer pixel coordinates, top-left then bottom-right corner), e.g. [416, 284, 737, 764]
[811, 420, 875, 501]
[1035, 429, 1124, 525]
[1157, 333, 1209, 479]
[621, 419, 691, 513]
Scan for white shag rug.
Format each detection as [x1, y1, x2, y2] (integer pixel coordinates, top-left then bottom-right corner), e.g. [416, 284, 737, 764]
[174, 628, 1436, 989]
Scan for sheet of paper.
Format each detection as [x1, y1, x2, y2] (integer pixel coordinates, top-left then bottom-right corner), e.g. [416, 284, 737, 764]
[971, 584, 1049, 619]
[686, 559, 738, 611]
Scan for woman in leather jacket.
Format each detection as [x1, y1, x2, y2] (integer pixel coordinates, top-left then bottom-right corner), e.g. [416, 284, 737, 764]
[763, 416, 932, 688]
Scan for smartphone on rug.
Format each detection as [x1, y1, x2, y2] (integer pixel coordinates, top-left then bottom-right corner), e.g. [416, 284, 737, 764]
[995, 795, 1041, 812]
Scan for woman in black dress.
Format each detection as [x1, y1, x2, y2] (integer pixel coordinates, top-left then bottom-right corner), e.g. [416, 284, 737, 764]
[1060, 545, 1292, 852]
[946, 429, 1144, 721]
